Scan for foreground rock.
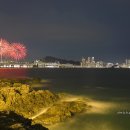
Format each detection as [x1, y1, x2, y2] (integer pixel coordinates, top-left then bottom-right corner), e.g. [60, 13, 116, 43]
[0, 82, 89, 127]
[0, 85, 59, 118]
[0, 111, 48, 130]
[33, 101, 87, 125]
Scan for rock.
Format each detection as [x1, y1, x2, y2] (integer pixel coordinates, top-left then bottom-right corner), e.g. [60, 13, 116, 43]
[0, 84, 59, 118]
[0, 111, 48, 130]
[0, 81, 89, 127]
[33, 101, 87, 125]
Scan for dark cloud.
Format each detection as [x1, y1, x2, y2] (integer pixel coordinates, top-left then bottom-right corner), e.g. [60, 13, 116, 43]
[0, 0, 129, 61]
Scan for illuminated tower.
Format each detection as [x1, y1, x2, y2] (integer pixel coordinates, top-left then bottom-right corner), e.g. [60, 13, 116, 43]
[91, 57, 95, 63]
[81, 57, 86, 67]
[88, 57, 91, 63]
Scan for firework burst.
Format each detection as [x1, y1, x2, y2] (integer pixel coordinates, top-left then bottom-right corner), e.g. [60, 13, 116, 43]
[0, 38, 10, 62]
[9, 43, 27, 61]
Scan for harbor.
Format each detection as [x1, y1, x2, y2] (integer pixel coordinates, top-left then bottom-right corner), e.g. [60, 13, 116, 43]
[0, 57, 130, 68]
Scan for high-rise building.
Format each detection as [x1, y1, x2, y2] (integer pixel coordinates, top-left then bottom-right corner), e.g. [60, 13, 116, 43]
[81, 57, 96, 68]
[125, 59, 130, 68]
[88, 57, 91, 63]
[81, 57, 86, 67]
[91, 57, 95, 63]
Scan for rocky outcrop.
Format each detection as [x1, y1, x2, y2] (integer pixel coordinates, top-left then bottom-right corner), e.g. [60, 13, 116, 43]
[33, 101, 87, 125]
[0, 85, 59, 118]
[0, 81, 89, 127]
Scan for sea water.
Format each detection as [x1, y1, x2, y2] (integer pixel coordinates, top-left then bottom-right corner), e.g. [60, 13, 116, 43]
[0, 68, 130, 130]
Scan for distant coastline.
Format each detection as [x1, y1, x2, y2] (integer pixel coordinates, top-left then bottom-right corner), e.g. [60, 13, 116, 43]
[0, 56, 130, 68]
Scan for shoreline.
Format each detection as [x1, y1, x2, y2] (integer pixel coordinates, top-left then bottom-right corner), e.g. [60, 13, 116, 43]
[0, 67, 130, 69]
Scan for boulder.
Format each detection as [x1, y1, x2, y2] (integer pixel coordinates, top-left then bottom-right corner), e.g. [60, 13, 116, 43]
[33, 101, 87, 125]
[0, 85, 59, 118]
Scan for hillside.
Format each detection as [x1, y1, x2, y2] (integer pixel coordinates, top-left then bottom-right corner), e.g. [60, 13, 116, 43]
[41, 56, 80, 65]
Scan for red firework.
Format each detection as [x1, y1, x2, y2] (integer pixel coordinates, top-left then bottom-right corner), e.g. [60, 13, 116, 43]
[9, 43, 27, 61]
[0, 38, 10, 62]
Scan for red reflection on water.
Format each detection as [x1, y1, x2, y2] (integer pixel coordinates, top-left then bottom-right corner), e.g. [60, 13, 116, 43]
[0, 68, 28, 79]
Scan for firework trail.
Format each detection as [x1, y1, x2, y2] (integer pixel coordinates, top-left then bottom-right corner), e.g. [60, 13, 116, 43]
[0, 38, 10, 62]
[9, 43, 27, 61]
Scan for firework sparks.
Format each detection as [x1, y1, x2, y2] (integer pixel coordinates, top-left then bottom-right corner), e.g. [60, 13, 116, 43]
[9, 43, 27, 61]
[0, 38, 27, 62]
[0, 38, 10, 62]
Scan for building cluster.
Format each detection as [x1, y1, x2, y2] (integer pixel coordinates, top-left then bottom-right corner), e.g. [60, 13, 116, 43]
[0, 61, 33, 68]
[0, 57, 130, 68]
[81, 57, 104, 68]
[33, 60, 75, 68]
[81, 57, 130, 68]
[121, 59, 130, 68]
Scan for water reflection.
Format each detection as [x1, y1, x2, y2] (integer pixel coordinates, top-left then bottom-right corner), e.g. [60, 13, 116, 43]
[0, 68, 28, 78]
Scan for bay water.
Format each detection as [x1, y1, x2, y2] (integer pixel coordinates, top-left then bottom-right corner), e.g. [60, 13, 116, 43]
[0, 68, 130, 130]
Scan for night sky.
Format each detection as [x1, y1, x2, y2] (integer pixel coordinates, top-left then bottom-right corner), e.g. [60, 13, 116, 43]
[0, 0, 130, 62]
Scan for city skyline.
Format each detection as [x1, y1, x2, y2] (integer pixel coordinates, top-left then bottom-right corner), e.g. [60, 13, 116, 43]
[0, 1, 130, 62]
